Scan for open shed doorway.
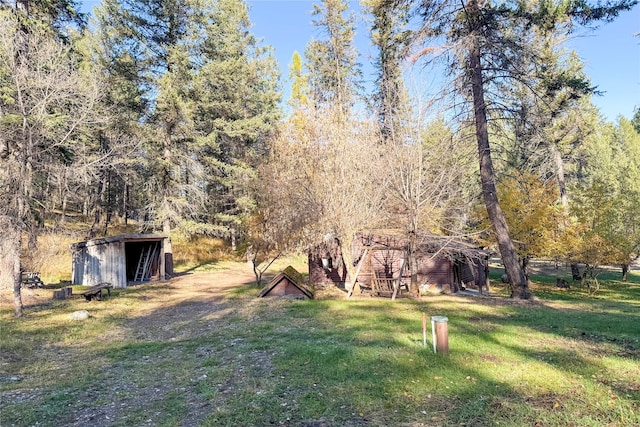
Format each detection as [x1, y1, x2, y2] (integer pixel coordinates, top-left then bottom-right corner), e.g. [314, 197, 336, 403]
[125, 241, 161, 283]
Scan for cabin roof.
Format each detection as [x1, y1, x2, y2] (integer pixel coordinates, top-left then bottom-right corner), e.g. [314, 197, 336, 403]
[309, 229, 491, 260]
[71, 234, 168, 250]
[356, 230, 491, 260]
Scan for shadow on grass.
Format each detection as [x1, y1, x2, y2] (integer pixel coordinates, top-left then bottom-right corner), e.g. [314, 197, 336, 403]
[2, 272, 639, 426]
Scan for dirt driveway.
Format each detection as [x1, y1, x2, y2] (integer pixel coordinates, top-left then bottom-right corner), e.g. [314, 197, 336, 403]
[121, 266, 260, 341]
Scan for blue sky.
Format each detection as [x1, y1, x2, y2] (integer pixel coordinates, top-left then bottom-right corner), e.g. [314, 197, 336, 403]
[564, 9, 640, 121]
[81, 0, 639, 121]
[247, 0, 639, 122]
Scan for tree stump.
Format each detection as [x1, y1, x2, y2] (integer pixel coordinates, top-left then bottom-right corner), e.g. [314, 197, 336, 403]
[53, 289, 67, 300]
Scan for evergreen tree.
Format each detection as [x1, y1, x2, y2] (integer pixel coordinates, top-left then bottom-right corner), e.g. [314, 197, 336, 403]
[192, 0, 281, 241]
[632, 107, 640, 134]
[407, 0, 636, 298]
[305, 0, 362, 116]
[0, 0, 86, 39]
[93, 0, 200, 235]
[81, 6, 148, 233]
[364, 0, 411, 142]
[502, 29, 596, 208]
[93, 0, 280, 240]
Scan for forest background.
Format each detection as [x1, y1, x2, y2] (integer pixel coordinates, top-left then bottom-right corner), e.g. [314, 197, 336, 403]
[1, 0, 639, 316]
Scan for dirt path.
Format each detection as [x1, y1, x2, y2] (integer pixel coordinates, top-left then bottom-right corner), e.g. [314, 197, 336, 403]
[113, 266, 260, 341]
[1, 263, 256, 308]
[145, 267, 257, 306]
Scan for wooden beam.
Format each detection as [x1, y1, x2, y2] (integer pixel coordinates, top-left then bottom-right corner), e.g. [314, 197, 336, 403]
[391, 257, 406, 301]
[346, 249, 369, 299]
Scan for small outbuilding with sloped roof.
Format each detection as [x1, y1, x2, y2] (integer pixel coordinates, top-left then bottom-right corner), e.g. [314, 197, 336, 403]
[71, 234, 173, 288]
[309, 231, 491, 296]
[258, 266, 314, 299]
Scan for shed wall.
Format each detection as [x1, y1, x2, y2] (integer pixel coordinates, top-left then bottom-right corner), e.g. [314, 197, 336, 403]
[72, 241, 127, 288]
[417, 256, 453, 285]
[308, 233, 484, 292]
[269, 279, 306, 296]
[72, 235, 170, 288]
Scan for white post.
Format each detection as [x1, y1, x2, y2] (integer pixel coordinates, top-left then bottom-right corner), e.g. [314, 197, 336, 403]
[422, 313, 427, 348]
[431, 318, 437, 353]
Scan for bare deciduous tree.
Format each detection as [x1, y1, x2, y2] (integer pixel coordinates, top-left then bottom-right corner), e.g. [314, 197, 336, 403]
[257, 105, 387, 290]
[384, 113, 476, 293]
[0, 11, 102, 315]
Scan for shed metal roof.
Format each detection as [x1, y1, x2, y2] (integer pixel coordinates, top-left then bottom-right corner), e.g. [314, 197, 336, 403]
[71, 234, 168, 250]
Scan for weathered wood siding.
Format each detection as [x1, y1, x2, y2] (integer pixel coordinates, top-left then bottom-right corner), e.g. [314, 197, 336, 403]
[71, 235, 170, 288]
[72, 240, 126, 288]
[416, 255, 453, 285]
[268, 278, 306, 296]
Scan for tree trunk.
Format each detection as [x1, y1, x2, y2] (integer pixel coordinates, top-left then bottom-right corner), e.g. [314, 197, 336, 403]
[61, 193, 68, 224]
[408, 231, 419, 295]
[103, 169, 112, 236]
[550, 143, 568, 207]
[231, 228, 237, 252]
[12, 232, 23, 317]
[622, 264, 629, 282]
[1, 220, 23, 317]
[5, 227, 23, 317]
[341, 235, 356, 290]
[24, 161, 38, 251]
[124, 183, 128, 226]
[88, 170, 105, 239]
[521, 256, 530, 279]
[248, 248, 264, 287]
[483, 258, 491, 294]
[161, 128, 173, 234]
[83, 188, 89, 217]
[468, 6, 530, 299]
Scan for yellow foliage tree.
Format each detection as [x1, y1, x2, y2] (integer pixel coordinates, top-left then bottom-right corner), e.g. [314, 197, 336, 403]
[569, 117, 640, 281]
[476, 172, 568, 275]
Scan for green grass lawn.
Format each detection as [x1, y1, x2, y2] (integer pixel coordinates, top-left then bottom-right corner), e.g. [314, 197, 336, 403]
[1, 265, 639, 426]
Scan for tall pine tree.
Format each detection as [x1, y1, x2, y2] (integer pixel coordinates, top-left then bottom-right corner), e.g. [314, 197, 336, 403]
[93, 0, 280, 240]
[365, 0, 411, 142]
[192, 0, 281, 242]
[305, 0, 362, 117]
[407, 0, 637, 298]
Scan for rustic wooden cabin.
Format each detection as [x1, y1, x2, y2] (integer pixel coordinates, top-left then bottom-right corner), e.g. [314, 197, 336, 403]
[258, 266, 313, 299]
[309, 231, 490, 296]
[71, 234, 173, 288]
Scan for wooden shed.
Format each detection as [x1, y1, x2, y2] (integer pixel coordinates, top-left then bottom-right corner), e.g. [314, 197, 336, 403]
[71, 234, 172, 288]
[258, 266, 313, 299]
[309, 231, 490, 295]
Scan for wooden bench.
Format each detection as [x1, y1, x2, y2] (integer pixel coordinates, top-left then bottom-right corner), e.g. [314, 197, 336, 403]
[80, 283, 113, 301]
[371, 274, 408, 300]
[22, 272, 44, 288]
[370, 257, 408, 300]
